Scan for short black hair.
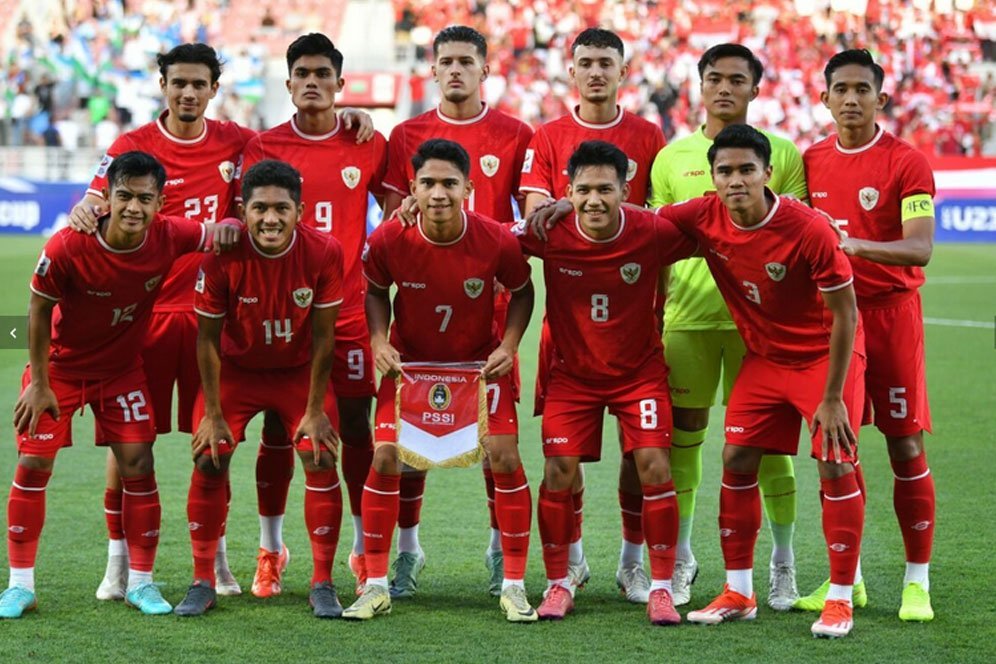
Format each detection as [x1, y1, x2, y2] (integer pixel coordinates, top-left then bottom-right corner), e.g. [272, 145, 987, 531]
[698, 43, 764, 86]
[433, 25, 487, 60]
[824, 49, 885, 92]
[106, 151, 167, 193]
[241, 160, 302, 205]
[411, 139, 471, 177]
[567, 141, 628, 184]
[707, 124, 771, 169]
[571, 28, 624, 59]
[157, 43, 223, 83]
[286, 33, 344, 77]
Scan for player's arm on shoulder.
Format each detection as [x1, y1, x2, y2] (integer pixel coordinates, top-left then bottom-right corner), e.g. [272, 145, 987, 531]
[202, 217, 243, 254]
[298, 301, 340, 463]
[339, 107, 375, 143]
[812, 282, 859, 463]
[67, 192, 107, 235]
[14, 293, 60, 437]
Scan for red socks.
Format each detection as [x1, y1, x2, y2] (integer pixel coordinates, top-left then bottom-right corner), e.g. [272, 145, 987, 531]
[361, 468, 400, 579]
[619, 490, 644, 545]
[492, 466, 531, 581]
[104, 488, 124, 540]
[892, 453, 935, 564]
[398, 473, 426, 529]
[304, 468, 343, 585]
[642, 482, 678, 580]
[341, 435, 374, 517]
[821, 472, 864, 585]
[483, 466, 499, 530]
[718, 470, 761, 570]
[187, 467, 229, 585]
[256, 432, 294, 518]
[571, 487, 584, 543]
[7, 466, 51, 569]
[538, 486, 573, 581]
[121, 473, 161, 573]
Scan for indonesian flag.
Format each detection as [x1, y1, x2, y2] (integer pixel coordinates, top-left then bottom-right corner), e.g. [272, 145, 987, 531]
[396, 362, 488, 470]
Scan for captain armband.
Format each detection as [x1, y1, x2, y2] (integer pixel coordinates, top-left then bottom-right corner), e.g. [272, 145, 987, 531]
[901, 194, 934, 223]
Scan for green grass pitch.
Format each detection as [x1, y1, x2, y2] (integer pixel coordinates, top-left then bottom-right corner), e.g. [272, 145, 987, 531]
[0, 236, 992, 662]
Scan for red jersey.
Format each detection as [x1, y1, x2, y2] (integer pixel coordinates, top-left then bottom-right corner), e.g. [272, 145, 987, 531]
[804, 127, 935, 305]
[30, 217, 206, 380]
[383, 104, 533, 223]
[516, 207, 696, 380]
[194, 225, 344, 371]
[659, 194, 860, 366]
[87, 112, 256, 313]
[519, 106, 665, 205]
[240, 115, 387, 313]
[362, 211, 531, 362]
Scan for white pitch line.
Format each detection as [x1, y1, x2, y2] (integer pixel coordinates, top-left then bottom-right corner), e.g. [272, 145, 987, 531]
[924, 317, 995, 330]
[925, 277, 996, 285]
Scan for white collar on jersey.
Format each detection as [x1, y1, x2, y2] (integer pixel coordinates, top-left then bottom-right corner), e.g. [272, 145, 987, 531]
[728, 189, 780, 232]
[435, 103, 490, 126]
[156, 111, 208, 145]
[834, 125, 885, 155]
[417, 210, 468, 246]
[248, 229, 298, 258]
[95, 222, 151, 254]
[575, 206, 626, 243]
[290, 114, 341, 141]
[569, 105, 623, 130]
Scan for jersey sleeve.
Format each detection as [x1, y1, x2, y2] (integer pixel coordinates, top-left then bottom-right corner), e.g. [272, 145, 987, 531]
[519, 129, 554, 198]
[382, 124, 411, 196]
[802, 217, 854, 292]
[29, 233, 71, 301]
[168, 217, 208, 255]
[495, 226, 532, 291]
[193, 254, 229, 318]
[655, 198, 703, 239]
[509, 122, 536, 198]
[86, 134, 135, 198]
[777, 142, 810, 203]
[653, 214, 698, 265]
[235, 137, 267, 202]
[361, 225, 393, 289]
[897, 149, 936, 200]
[314, 237, 345, 308]
[510, 219, 545, 258]
[648, 147, 675, 207]
[368, 132, 390, 199]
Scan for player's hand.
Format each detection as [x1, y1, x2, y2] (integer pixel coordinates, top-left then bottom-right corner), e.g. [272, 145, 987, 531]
[13, 382, 60, 437]
[372, 340, 403, 378]
[295, 409, 340, 465]
[482, 345, 514, 380]
[838, 235, 859, 256]
[526, 198, 572, 241]
[341, 108, 375, 143]
[389, 196, 419, 227]
[192, 414, 233, 469]
[212, 220, 242, 254]
[811, 397, 856, 463]
[67, 200, 104, 235]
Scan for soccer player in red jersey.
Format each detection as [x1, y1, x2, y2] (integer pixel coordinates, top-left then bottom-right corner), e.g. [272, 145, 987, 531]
[0, 151, 237, 619]
[343, 139, 536, 623]
[518, 141, 697, 625]
[519, 26, 667, 604]
[381, 25, 534, 600]
[173, 160, 346, 618]
[68, 44, 374, 600]
[799, 49, 937, 622]
[644, 125, 864, 638]
[238, 33, 387, 600]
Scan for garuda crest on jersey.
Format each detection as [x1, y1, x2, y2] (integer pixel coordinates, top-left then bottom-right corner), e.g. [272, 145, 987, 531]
[464, 278, 485, 299]
[858, 187, 879, 211]
[429, 383, 452, 411]
[145, 275, 163, 292]
[342, 166, 361, 190]
[293, 287, 313, 308]
[620, 262, 641, 285]
[218, 161, 236, 183]
[765, 262, 787, 282]
[480, 155, 500, 178]
[626, 159, 638, 182]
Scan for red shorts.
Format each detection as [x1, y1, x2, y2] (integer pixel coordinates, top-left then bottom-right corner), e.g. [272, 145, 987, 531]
[533, 320, 555, 416]
[861, 293, 931, 437]
[541, 360, 673, 462]
[724, 352, 866, 463]
[142, 310, 199, 434]
[373, 372, 518, 444]
[191, 363, 339, 456]
[16, 365, 157, 458]
[332, 311, 376, 399]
